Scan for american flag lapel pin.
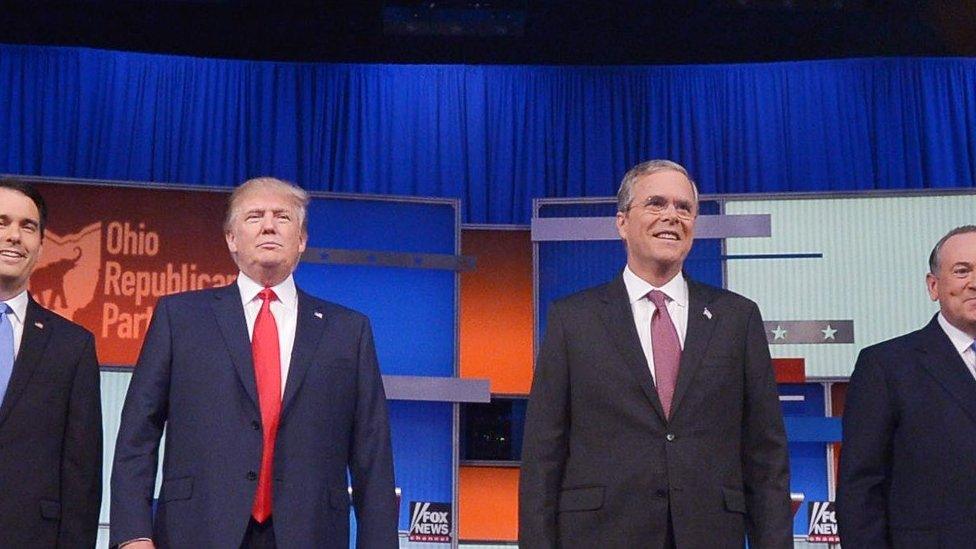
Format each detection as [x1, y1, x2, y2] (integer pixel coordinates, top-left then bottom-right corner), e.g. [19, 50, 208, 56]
[703, 308, 712, 320]
[313, 311, 323, 319]
[34, 321, 44, 329]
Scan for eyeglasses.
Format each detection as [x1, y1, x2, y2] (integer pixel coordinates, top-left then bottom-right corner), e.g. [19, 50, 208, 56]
[626, 195, 696, 220]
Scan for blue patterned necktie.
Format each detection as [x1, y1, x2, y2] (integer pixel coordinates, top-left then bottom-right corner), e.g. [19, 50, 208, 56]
[0, 303, 14, 406]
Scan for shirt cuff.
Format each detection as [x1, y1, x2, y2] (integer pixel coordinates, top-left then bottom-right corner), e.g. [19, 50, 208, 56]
[118, 539, 153, 548]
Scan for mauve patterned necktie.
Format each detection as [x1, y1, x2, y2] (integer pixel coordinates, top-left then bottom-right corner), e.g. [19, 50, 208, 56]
[648, 290, 681, 418]
[251, 288, 281, 523]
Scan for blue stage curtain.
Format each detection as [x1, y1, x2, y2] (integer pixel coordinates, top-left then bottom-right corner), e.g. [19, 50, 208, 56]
[1, 44, 975, 224]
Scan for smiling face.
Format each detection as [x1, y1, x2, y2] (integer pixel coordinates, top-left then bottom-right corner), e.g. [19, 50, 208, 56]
[0, 187, 43, 300]
[927, 231, 976, 338]
[615, 169, 697, 286]
[224, 185, 308, 287]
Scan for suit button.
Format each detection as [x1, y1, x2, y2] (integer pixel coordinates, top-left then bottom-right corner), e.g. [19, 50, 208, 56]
[655, 489, 669, 498]
[247, 471, 257, 481]
[665, 433, 676, 442]
[251, 420, 260, 430]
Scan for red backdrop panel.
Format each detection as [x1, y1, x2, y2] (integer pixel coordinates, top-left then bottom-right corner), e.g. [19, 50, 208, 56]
[30, 183, 237, 365]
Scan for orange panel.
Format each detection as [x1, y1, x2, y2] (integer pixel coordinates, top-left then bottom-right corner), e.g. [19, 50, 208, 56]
[460, 229, 534, 394]
[458, 466, 520, 541]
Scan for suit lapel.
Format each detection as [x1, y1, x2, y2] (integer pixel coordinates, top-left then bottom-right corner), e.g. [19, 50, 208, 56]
[280, 290, 327, 419]
[601, 276, 667, 422]
[669, 278, 718, 419]
[0, 299, 53, 429]
[914, 316, 976, 426]
[210, 284, 259, 408]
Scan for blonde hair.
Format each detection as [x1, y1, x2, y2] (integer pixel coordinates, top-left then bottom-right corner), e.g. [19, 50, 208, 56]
[224, 177, 310, 232]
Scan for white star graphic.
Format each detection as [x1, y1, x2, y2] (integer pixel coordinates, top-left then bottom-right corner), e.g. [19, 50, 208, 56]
[772, 325, 787, 340]
[822, 324, 837, 340]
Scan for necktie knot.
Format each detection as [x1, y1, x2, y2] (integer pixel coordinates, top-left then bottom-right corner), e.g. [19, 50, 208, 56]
[0, 302, 10, 315]
[258, 288, 277, 304]
[647, 290, 669, 311]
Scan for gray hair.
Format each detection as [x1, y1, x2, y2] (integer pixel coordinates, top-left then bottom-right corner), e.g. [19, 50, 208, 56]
[929, 225, 976, 273]
[224, 177, 310, 233]
[616, 159, 699, 213]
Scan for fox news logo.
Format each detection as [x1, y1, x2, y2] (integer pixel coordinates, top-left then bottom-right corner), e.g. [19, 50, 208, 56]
[807, 500, 840, 543]
[408, 501, 451, 542]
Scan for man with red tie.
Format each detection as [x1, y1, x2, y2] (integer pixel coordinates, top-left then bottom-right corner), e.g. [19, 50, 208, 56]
[111, 177, 397, 548]
[519, 160, 792, 548]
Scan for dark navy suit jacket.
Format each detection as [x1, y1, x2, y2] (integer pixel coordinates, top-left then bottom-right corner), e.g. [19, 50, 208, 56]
[0, 298, 102, 548]
[110, 283, 397, 548]
[838, 316, 976, 548]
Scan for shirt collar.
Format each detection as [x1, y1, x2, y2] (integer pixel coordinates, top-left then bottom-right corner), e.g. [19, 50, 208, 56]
[622, 266, 688, 308]
[236, 271, 298, 311]
[937, 312, 976, 356]
[1, 289, 29, 325]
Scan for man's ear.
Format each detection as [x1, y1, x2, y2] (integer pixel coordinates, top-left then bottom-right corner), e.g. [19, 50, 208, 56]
[926, 272, 939, 302]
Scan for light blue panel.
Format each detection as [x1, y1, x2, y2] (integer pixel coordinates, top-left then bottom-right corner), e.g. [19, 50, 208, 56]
[387, 401, 454, 532]
[304, 198, 456, 254]
[790, 442, 830, 537]
[784, 417, 842, 443]
[779, 383, 830, 537]
[298, 196, 457, 378]
[295, 263, 455, 377]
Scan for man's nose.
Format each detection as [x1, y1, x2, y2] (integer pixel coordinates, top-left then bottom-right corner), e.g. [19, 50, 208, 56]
[2, 226, 21, 242]
[658, 203, 679, 221]
[260, 213, 277, 232]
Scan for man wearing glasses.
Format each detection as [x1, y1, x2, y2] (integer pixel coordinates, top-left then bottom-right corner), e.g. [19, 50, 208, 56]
[519, 160, 792, 548]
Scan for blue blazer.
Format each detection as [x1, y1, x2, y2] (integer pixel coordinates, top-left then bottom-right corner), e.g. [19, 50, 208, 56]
[111, 283, 398, 548]
[838, 315, 976, 548]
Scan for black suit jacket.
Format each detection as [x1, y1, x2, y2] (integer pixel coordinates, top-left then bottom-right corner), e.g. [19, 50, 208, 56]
[0, 297, 102, 548]
[838, 316, 976, 548]
[111, 283, 398, 549]
[519, 276, 791, 549]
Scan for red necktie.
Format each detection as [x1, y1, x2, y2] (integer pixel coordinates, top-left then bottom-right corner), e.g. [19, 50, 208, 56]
[648, 290, 681, 418]
[251, 288, 281, 523]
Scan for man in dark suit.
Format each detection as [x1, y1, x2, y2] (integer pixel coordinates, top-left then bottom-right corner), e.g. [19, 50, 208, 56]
[0, 178, 102, 547]
[519, 160, 791, 548]
[838, 225, 976, 548]
[111, 177, 397, 548]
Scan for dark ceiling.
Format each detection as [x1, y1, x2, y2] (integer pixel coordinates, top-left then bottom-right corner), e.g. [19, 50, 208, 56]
[1, 1, 973, 65]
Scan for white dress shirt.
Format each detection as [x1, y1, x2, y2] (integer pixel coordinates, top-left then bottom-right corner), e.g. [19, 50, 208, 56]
[622, 267, 689, 383]
[1, 290, 30, 359]
[937, 313, 976, 380]
[237, 272, 298, 397]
